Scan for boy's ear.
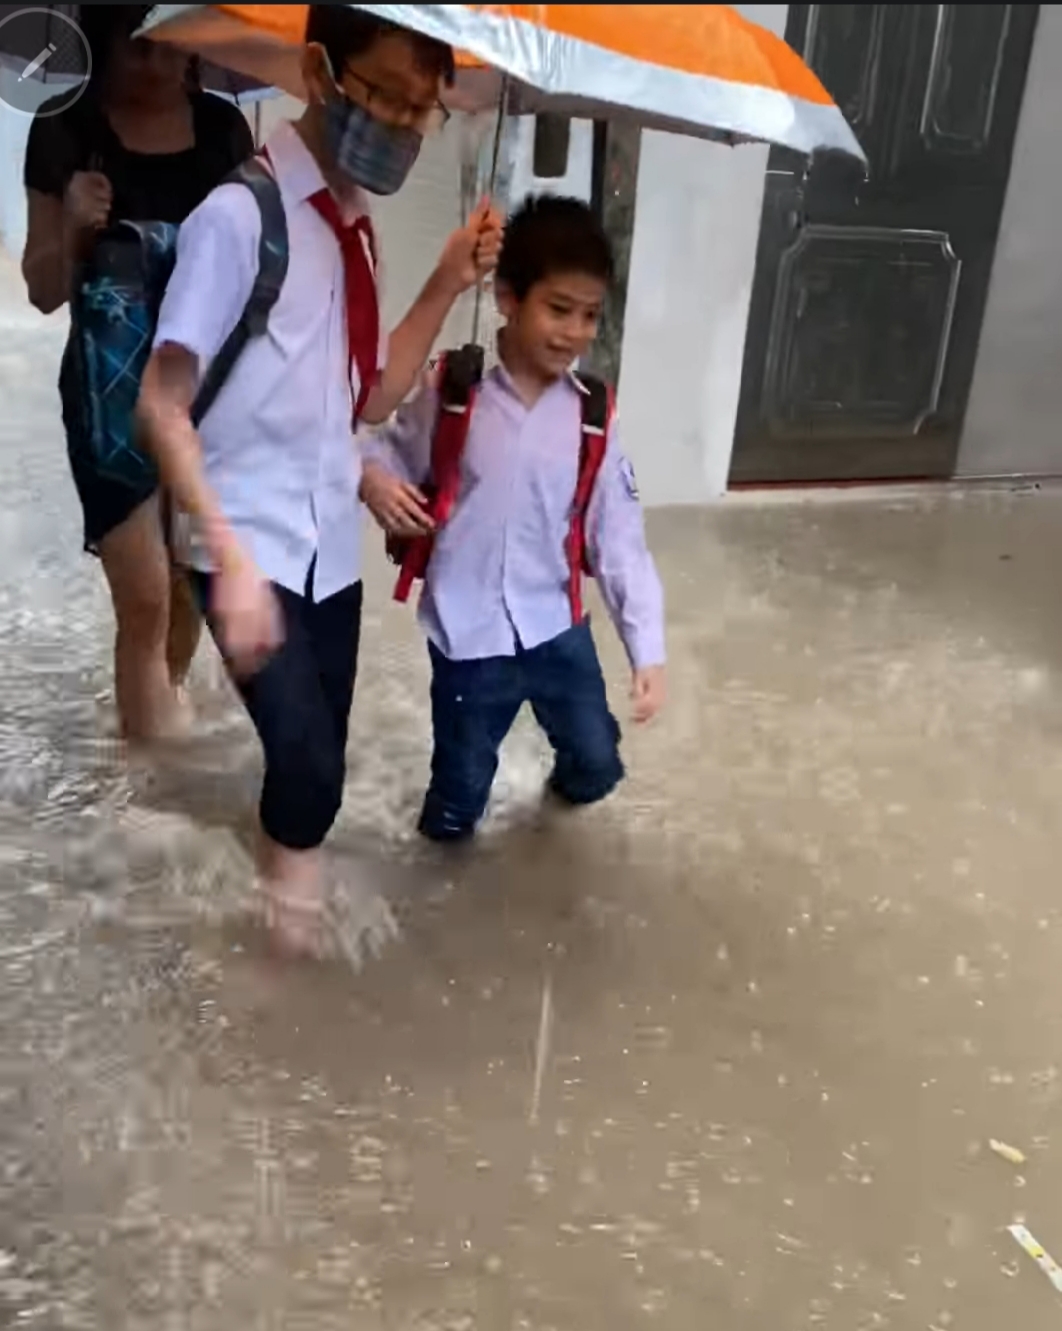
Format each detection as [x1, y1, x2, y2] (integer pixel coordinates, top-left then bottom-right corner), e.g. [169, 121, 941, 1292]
[494, 279, 518, 321]
[301, 41, 332, 105]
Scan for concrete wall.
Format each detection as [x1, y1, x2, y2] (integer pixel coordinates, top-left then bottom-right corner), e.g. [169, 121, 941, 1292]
[959, 6, 1062, 479]
[617, 4, 789, 506]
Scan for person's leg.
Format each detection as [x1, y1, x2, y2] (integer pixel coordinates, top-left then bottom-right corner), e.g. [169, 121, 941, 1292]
[98, 494, 184, 742]
[418, 645, 524, 842]
[166, 564, 203, 689]
[307, 579, 364, 753]
[193, 572, 352, 954]
[528, 620, 625, 806]
[157, 495, 202, 690]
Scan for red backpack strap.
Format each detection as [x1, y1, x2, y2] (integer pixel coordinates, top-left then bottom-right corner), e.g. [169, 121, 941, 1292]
[393, 343, 485, 603]
[565, 373, 613, 624]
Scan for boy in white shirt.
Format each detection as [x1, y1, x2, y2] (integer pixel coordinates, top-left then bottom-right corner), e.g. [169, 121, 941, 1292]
[138, 6, 501, 954]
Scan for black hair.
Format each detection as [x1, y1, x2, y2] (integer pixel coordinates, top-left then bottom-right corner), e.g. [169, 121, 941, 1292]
[80, 4, 154, 87]
[305, 5, 455, 87]
[496, 195, 614, 301]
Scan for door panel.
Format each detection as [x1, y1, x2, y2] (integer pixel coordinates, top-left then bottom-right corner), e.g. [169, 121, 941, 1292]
[729, 5, 1039, 485]
[762, 226, 961, 438]
[921, 5, 1011, 154]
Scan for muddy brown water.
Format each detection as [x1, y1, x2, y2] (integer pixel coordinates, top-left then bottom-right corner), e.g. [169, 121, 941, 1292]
[4, 257, 1062, 1327]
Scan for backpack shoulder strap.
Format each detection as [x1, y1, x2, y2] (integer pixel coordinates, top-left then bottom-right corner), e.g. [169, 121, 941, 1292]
[191, 156, 290, 427]
[573, 371, 611, 509]
[437, 344, 485, 410]
[429, 342, 485, 492]
[566, 370, 614, 622]
[392, 342, 485, 604]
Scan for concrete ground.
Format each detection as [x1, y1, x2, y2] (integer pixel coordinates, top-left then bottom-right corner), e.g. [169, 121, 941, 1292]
[3, 250, 1062, 1329]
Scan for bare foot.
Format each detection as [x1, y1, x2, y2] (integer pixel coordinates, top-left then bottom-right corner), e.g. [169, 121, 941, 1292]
[257, 837, 329, 959]
[168, 683, 196, 736]
[121, 684, 196, 757]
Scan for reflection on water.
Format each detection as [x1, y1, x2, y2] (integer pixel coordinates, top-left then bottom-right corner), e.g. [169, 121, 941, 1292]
[7, 261, 1062, 1326]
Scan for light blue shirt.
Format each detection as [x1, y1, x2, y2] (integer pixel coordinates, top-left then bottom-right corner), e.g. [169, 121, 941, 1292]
[363, 364, 666, 668]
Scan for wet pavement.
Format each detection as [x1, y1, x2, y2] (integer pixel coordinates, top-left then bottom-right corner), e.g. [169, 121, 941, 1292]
[4, 251, 1062, 1328]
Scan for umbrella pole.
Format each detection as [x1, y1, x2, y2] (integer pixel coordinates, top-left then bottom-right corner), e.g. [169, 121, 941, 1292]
[470, 73, 509, 348]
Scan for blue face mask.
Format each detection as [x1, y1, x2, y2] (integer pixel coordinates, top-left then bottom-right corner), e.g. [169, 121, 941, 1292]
[323, 87, 423, 196]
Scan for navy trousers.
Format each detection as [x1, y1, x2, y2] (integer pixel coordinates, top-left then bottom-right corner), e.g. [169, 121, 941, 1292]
[419, 620, 624, 842]
[192, 568, 362, 851]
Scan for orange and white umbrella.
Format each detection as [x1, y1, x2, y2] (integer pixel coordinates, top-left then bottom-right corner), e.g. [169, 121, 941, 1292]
[141, 4, 865, 162]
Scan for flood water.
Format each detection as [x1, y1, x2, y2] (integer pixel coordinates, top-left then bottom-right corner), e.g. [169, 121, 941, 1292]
[5, 255, 1062, 1328]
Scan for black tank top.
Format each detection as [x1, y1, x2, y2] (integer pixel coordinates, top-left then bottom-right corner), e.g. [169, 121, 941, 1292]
[23, 89, 254, 222]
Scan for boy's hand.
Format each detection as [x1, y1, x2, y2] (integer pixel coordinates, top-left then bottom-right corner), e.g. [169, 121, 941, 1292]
[631, 665, 666, 724]
[361, 462, 434, 537]
[435, 197, 504, 294]
[212, 548, 283, 679]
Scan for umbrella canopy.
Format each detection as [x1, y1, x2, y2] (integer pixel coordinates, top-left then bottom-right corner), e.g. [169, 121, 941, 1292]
[139, 4, 865, 162]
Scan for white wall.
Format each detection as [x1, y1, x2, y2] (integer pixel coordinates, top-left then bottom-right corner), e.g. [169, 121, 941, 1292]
[618, 4, 788, 506]
[958, 6, 1062, 479]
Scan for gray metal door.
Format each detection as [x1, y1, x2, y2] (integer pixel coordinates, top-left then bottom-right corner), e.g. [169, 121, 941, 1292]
[729, 5, 1039, 485]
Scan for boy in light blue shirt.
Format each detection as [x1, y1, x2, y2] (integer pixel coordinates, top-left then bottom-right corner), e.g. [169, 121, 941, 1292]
[362, 196, 665, 841]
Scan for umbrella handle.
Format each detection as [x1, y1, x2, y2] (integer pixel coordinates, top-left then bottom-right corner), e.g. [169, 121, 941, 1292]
[470, 73, 510, 348]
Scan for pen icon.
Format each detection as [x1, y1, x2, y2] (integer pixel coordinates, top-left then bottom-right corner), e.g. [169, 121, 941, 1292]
[18, 42, 56, 82]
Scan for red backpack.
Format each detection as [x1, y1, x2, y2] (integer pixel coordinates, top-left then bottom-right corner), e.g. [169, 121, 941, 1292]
[387, 344, 615, 622]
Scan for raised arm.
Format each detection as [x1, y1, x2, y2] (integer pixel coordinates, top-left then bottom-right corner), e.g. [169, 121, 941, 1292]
[359, 199, 501, 425]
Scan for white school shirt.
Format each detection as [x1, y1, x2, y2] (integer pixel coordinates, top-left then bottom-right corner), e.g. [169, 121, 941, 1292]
[153, 121, 387, 602]
[364, 365, 667, 669]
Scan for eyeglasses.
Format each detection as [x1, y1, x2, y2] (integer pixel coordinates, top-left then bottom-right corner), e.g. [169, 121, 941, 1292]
[342, 70, 450, 136]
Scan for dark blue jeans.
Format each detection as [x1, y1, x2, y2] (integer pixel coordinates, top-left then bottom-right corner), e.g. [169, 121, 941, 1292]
[191, 568, 362, 851]
[419, 620, 624, 842]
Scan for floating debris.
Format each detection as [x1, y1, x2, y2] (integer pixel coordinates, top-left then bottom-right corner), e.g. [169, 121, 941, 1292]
[1008, 1223, 1062, 1295]
[990, 1139, 1027, 1167]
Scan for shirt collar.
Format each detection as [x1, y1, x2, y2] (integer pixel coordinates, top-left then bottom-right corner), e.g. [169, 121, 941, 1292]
[265, 121, 370, 220]
[488, 342, 585, 403]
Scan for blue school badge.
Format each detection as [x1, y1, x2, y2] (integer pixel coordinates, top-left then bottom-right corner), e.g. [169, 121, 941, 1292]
[620, 455, 640, 500]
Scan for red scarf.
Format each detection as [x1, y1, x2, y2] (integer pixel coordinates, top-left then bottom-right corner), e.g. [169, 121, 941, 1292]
[308, 188, 381, 422]
[259, 146, 382, 422]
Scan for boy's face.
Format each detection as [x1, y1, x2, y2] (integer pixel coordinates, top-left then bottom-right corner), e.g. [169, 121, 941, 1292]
[499, 272, 608, 380]
[304, 33, 445, 135]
